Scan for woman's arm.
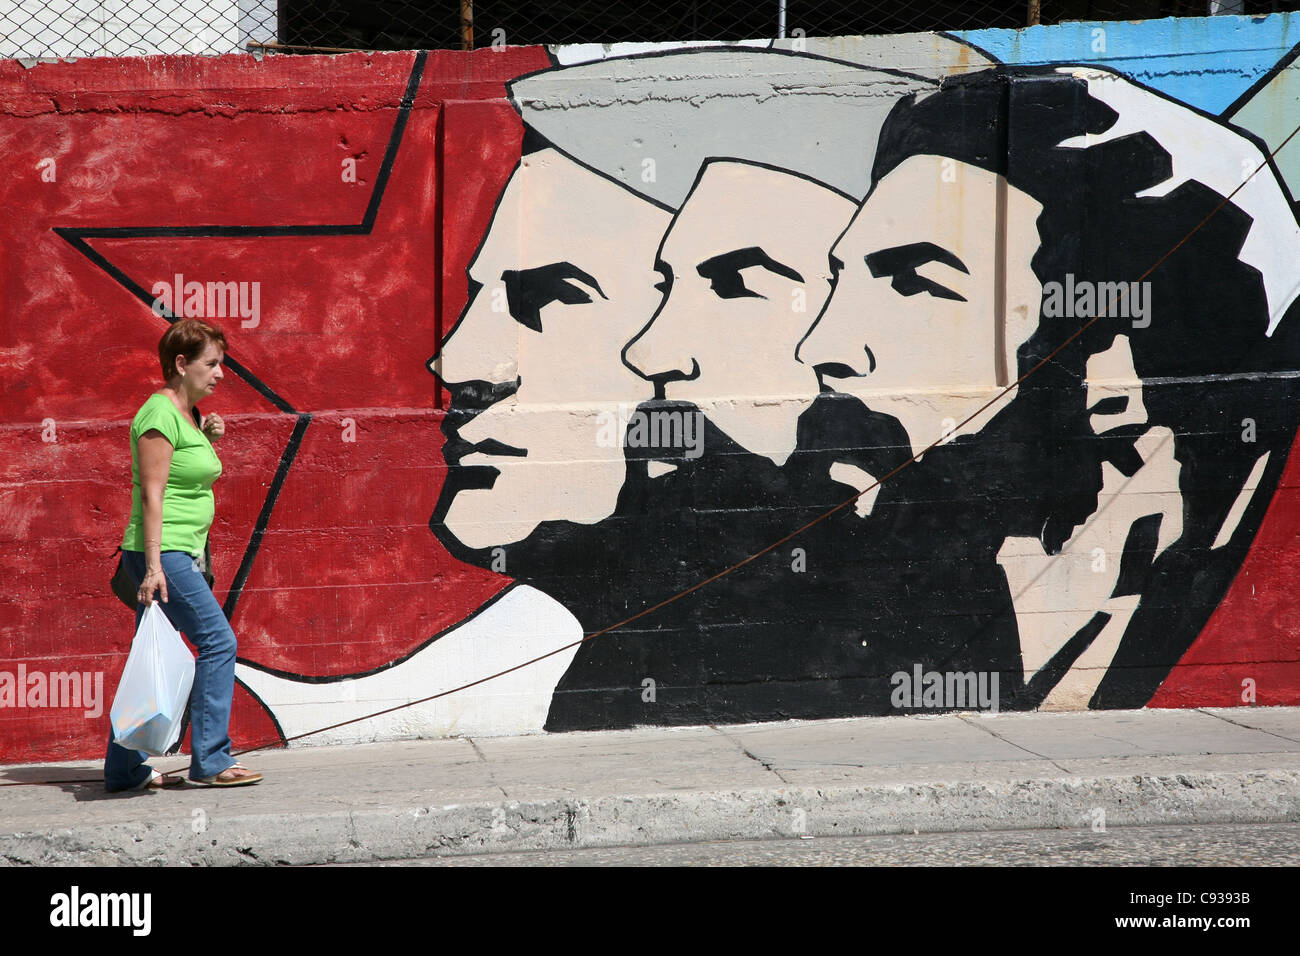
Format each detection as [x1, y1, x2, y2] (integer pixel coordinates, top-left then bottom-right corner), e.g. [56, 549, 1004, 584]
[137, 429, 173, 605]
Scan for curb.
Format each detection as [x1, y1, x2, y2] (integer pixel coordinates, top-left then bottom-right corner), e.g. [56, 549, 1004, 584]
[4, 768, 1299, 865]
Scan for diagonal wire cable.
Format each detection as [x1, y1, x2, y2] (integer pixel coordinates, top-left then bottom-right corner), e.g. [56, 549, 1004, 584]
[216, 117, 1300, 759]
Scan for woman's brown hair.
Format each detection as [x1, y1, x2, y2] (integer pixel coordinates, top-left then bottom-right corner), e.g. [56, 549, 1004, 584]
[158, 319, 228, 382]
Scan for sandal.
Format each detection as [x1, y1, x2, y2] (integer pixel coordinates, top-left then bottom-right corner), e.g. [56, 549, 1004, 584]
[193, 762, 263, 787]
[136, 769, 185, 790]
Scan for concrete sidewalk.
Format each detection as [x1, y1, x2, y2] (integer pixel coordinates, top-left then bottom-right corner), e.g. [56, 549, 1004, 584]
[2, 706, 1299, 865]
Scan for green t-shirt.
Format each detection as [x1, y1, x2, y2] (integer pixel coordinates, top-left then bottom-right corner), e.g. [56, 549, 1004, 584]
[121, 393, 223, 558]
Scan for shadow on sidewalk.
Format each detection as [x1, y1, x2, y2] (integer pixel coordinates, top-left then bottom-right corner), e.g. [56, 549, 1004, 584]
[0, 766, 160, 801]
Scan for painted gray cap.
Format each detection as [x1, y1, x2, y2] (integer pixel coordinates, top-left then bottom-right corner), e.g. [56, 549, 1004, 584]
[770, 33, 995, 82]
[508, 48, 937, 207]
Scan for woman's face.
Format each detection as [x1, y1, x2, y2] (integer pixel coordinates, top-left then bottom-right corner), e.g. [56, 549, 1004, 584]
[179, 341, 225, 398]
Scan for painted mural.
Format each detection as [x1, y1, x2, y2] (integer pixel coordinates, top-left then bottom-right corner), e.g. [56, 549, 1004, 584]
[2, 18, 1299, 761]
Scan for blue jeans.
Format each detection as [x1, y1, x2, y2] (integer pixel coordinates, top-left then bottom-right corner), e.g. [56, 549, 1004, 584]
[104, 550, 237, 789]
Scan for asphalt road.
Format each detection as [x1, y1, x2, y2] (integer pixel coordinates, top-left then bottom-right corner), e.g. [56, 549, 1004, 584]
[341, 822, 1300, 866]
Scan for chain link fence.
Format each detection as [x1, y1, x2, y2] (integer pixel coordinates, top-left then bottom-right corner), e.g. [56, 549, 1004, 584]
[2, 0, 1298, 59]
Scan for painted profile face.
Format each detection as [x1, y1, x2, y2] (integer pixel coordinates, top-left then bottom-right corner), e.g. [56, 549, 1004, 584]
[623, 162, 855, 465]
[431, 148, 671, 550]
[797, 155, 1044, 454]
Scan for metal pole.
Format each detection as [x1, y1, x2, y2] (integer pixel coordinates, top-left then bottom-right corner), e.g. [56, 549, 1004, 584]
[1027, 0, 1040, 26]
[778, 0, 787, 39]
[461, 0, 474, 50]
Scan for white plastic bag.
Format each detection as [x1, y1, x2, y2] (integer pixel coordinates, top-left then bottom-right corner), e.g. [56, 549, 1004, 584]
[109, 602, 195, 756]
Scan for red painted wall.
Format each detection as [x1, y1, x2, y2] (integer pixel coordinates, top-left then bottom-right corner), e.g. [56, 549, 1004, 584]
[1, 44, 1296, 764]
[0, 48, 548, 761]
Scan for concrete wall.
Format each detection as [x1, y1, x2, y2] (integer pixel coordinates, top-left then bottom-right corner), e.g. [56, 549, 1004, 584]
[2, 15, 1299, 763]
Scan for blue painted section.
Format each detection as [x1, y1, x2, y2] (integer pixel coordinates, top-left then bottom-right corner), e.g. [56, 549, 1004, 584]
[958, 12, 1299, 115]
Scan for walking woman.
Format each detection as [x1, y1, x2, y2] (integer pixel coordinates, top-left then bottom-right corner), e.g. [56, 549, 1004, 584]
[105, 319, 262, 790]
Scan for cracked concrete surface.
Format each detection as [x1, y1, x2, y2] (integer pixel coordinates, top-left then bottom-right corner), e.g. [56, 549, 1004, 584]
[1, 707, 1298, 865]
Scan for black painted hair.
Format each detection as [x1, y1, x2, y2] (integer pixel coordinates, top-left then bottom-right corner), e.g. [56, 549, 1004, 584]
[521, 125, 552, 156]
[873, 67, 1278, 375]
[871, 66, 1297, 551]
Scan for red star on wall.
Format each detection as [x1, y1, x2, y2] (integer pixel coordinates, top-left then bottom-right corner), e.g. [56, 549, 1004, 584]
[30, 46, 550, 751]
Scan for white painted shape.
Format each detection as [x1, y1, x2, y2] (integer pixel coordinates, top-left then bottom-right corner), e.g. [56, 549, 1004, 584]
[1085, 337, 1147, 433]
[1211, 451, 1271, 549]
[827, 462, 880, 517]
[552, 38, 772, 65]
[1038, 594, 1140, 711]
[647, 460, 677, 478]
[1000, 426, 1182, 681]
[235, 586, 582, 745]
[1055, 68, 1300, 335]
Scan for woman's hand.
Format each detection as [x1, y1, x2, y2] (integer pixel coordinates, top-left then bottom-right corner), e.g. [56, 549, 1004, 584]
[137, 566, 168, 606]
[202, 412, 225, 442]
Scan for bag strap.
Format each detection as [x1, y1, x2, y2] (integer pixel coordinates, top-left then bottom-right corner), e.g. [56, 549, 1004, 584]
[191, 403, 216, 589]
